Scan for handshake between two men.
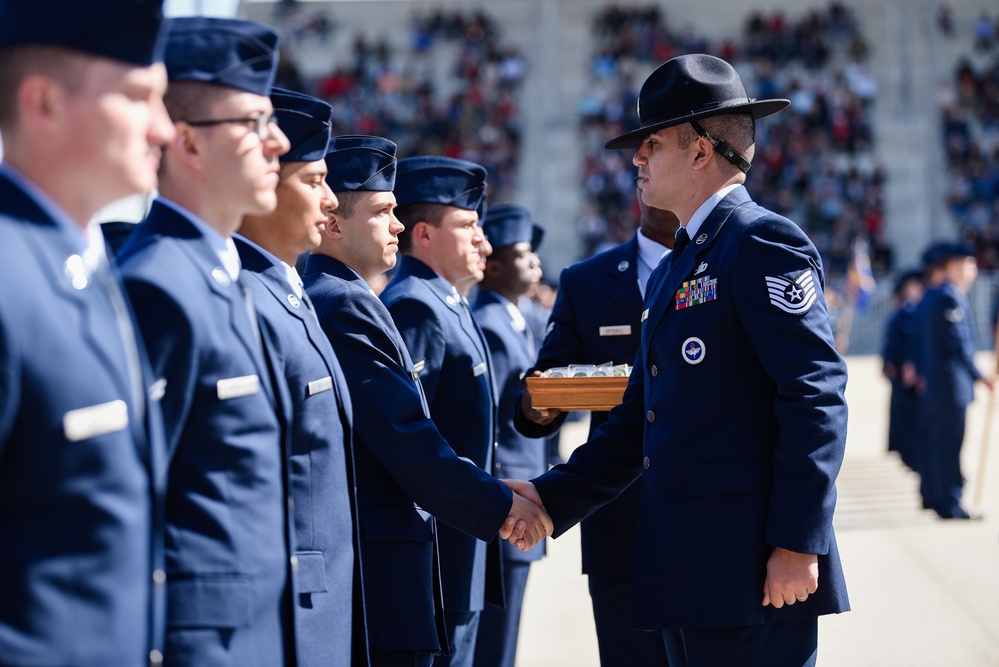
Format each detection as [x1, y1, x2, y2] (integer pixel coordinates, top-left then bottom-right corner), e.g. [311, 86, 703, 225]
[498, 480, 551, 552]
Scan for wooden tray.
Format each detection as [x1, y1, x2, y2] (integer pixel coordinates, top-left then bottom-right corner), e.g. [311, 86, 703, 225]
[525, 376, 629, 411]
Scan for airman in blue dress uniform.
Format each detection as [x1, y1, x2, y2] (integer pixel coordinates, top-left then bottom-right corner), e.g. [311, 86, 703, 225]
[881, 269, 923, 470]
[471, 204, 548, 667]
[0, 2, 172, 664]
[303, 136, 550, 667]
[912, 243, 994, 518]
[514, 186, 677, 667]
[117, 17, 298, 666]
[383, 155, 502, 667]
[505, 54, 850, 667]
[236, 88, 365, 666]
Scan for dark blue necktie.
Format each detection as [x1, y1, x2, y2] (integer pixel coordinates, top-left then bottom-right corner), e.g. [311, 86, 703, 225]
[664, 227, 690, 272]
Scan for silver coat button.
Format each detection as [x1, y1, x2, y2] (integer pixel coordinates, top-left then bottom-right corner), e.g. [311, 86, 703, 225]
[643, 457, 651, 469]
[647, 410, 655, 423]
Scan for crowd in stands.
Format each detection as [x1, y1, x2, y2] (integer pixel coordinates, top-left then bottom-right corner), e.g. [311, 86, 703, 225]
[578, 3, 890, 277]
[270, 6, 526, 204]
[939, 10, 999, 268]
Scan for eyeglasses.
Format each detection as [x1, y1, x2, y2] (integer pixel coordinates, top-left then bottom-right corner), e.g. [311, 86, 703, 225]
[184, 113, 279, 141]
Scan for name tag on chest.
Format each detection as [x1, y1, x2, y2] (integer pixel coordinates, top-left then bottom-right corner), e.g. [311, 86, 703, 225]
[472, 362, 488, 377]
[308, 376, 333, 396]
[217, 374, 260, 400]
[63, 399, 129, 442]
[599, 325, 632, 337]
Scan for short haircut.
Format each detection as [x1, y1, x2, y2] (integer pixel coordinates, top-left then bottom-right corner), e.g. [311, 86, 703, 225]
[0, 45, 88, 130]
[162, 80, 227, 124]
[332, 190, 367, 219]
[394, 202, 446, 253]
[675, 113, 757, 176]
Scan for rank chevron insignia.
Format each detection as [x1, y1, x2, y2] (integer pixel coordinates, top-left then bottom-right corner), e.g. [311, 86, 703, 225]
[765, 270, 817, 314]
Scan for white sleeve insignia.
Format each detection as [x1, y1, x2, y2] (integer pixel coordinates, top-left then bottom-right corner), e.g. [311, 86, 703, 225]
[765, 270, 817, 315]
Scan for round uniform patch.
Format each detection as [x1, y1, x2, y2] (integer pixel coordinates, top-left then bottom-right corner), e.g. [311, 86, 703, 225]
[445, 295, 457, 306]
[681, 337, 706, 365]
[618, 260, 630, 272]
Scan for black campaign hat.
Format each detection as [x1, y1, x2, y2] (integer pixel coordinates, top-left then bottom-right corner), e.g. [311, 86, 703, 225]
[605, 54, 789, 150]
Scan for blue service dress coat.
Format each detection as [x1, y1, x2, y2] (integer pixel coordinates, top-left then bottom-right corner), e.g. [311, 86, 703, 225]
[235, 237, 363, 667]
[381, 255, 502, 615]
[882, 301, 919, 465]
[117, 200, 293, 667]
[533, 186, 850, 631]
[513, 236, 645, 577]
[302, 254, 513, 654]
[473, 290, 546, 566]
[0, 171, 167, 666]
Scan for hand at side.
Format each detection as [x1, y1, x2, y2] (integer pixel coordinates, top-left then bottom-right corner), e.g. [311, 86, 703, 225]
[762, 547, 818, 608]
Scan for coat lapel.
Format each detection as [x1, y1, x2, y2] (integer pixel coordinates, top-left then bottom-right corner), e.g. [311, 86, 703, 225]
[644, 188, 750, 345]
[603, 236, 644, 323]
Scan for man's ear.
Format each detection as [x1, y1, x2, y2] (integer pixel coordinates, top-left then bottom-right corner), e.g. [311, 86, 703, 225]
[691, 136, 714, 170]
[324, 213, 344, 240]
[169, 122, 204, 171]
[411, 220, 433, 250]
[16, 74, 64, 137]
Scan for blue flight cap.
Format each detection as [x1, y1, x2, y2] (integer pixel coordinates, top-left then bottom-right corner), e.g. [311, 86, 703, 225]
[0, 0, 165, 66]
[163, 17, 279, 96]
[325, 135, 398, 192]
[938, 242, 976, 262]
[271, 88, 332, 163]
[482, 204, 545, 251]
[394, 156, 488, 218]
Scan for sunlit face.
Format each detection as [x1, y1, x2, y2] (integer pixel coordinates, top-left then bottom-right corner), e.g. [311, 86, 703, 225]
[60, 58, 173, 203]
[426, 206, 488, 286]
[336, 190, 403, 281]
[190, 91, 291, 216]
[633, 127, 686, 213]
[275, 159, 337, 255]
[945, 256, 978, 294]
[488, 241, 537, 297]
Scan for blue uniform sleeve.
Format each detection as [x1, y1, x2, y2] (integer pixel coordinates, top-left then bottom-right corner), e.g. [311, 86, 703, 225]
[317, 289, 513, 541]
[531, 342, 647, 537]
[120, 277, 198, 458]
[936, 291, 982, 382]
[731, 219, 848, 556]
[0, 310, 18, 457]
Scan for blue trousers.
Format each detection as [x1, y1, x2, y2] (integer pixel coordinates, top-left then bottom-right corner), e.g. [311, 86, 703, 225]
[472, 560, 531, 667]
[588, 575, 670, 666]
[923, 404, 968, 518]
[662, 618, 817, 667]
